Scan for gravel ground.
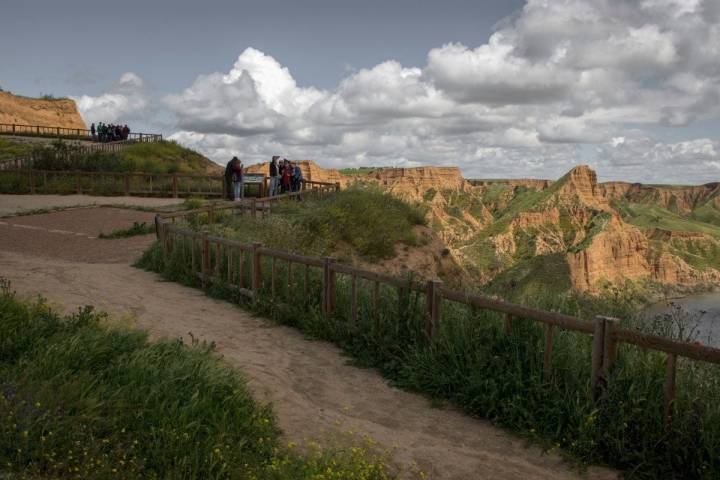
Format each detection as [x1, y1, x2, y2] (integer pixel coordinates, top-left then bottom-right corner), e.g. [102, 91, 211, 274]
[0, 194, 183, 216]
[0, 207, 157, 263]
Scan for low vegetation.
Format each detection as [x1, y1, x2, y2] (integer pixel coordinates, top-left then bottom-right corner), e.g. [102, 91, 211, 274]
[0, 139, 33, 160]
[31, 140, 217, 174]
[0, 279, 393, 479]
[98, 221, 156, 239]
[211, 186, 427, 261]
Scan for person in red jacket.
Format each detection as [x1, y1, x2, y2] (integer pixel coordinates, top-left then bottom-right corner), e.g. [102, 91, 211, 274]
[281, 159, 292, 193]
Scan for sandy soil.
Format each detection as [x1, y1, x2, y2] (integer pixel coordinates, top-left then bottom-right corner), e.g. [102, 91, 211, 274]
[0, 194, 183, 216]
[0, 201, 617, 480]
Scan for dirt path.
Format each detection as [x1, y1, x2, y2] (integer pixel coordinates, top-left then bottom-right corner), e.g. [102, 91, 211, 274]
[0, 194, 182, 216]
[0, 203, 617, 479]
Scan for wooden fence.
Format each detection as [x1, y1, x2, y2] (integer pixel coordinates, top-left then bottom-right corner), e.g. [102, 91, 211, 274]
[0, 168, 338, 199]
[0, 140, 139, 171]
[156, 200, 720, 423]
[0, 122, 162, 142]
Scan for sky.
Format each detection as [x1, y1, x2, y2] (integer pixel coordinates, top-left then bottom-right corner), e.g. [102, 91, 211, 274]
[1, 0, 719, 184]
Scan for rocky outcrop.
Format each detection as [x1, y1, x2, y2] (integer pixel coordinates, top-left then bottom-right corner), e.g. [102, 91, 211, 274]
[602, 181, 720, 214]
[245, 160, 344, 185]
[0, 92, 86, 129]
[357, 166, 467, 201]
[554, 165, 612, 211]
[567, 215, 651, 292]
[468, 179, 552, 190]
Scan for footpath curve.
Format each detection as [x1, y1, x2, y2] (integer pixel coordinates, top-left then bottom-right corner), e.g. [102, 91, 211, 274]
[0, 198, 617, 480]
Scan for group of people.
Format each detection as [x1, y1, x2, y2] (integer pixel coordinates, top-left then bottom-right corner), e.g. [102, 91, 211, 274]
[90, 122, 131, 142]
[269, 156, 303, 196]
[223, 155, 305, 201]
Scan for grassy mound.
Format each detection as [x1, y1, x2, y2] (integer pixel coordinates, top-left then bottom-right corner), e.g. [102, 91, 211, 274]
[0, 280, 392, 479]
[214, 185, 427, 261]
[31, 140, 219, 174]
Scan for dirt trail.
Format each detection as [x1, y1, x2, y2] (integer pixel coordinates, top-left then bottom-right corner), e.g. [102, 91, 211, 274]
[0, 200, 617, 480]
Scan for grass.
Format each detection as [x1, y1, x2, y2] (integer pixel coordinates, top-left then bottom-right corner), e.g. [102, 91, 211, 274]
[98, 221, 156, 239]
[0, 279, 395, 479]
[212, 185, 427, 261]
[30, 140, 217, 175]
[614, 201, 720, 238]
[338, 167, 387, 176]
[138, 204, 720, 479]
[0, 139, 33, 160]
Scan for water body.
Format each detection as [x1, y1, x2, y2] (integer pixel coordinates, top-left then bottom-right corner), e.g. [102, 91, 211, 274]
[645, 292, 720, 348]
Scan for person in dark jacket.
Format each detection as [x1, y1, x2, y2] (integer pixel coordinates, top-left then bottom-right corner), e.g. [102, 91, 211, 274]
[224, 157, 237, 200]
[269, 156, 280, 196]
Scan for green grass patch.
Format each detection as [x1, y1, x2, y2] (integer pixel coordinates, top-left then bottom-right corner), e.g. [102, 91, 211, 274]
[31, 140, 217, 174]
[0, 139, 33, 160]
[0, 279, 394, 479]
[214, 185, 427, 261]
[98, 221, 156, 239]
[615, 201, 720, 238]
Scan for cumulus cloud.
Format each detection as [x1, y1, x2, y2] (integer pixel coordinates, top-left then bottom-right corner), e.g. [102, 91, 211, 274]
[73, 72, 150, 124]
[161, 0, 720, 183]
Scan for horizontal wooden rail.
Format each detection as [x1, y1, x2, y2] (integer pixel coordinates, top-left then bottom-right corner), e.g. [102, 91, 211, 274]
[0, 122, 162, 142]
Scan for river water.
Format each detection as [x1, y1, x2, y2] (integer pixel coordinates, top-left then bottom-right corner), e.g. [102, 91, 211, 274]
[644, 292, 720, 347]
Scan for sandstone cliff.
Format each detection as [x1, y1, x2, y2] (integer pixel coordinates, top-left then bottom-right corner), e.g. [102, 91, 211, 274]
[245, 160, 345, 185]
[0, 92, 86, 129]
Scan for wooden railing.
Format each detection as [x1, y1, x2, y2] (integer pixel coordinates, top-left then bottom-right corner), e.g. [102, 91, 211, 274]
[0, 141, 138, 171]
[0, 123, 162, 142]
[155, 202, 720, 423]
[0, 167, 339, 199]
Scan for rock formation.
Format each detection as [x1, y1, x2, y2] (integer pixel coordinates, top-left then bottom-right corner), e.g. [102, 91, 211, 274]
[0, 92, 86, 129]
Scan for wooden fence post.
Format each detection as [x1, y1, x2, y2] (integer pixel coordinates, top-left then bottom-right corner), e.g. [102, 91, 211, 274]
[425, 279, 442, 339]
[201, 233, 209, 289]
[322, 257, 335, 315]
[543, 324, 554, 383]
[602, 317, 619, 374]
[350, 274, 358, 327]
[591, 316, 607, 401]
[252, 242, 262, 298]
[664, 354, 677, 424]
[172, 174, 178, 198]
[335, 182, 341, 192]
[504, 313, 513, 335]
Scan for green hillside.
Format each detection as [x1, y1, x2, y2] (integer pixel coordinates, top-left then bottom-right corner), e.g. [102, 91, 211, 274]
[31, 140, 220, 174]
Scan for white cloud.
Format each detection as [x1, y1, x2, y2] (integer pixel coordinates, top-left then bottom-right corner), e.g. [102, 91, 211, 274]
[159, 0, 720, 184]
[73, 72, 149, 124]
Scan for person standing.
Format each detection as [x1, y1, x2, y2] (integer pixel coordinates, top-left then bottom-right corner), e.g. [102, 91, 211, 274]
[90, 122, 96, 141]
[269, 156, 280, 196]
[233, 157, 244, 201]
[281, 160, 292, 194]
[293, 162, 303, 192]
[224, 157, 237, 200]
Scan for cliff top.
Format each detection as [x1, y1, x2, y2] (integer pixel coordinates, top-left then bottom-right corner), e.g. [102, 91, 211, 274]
[0, 92, 86, 129]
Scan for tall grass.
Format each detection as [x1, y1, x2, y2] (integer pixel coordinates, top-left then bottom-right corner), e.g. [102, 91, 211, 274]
[0, 279, 395, 479]
[138, 233, 720, 479]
